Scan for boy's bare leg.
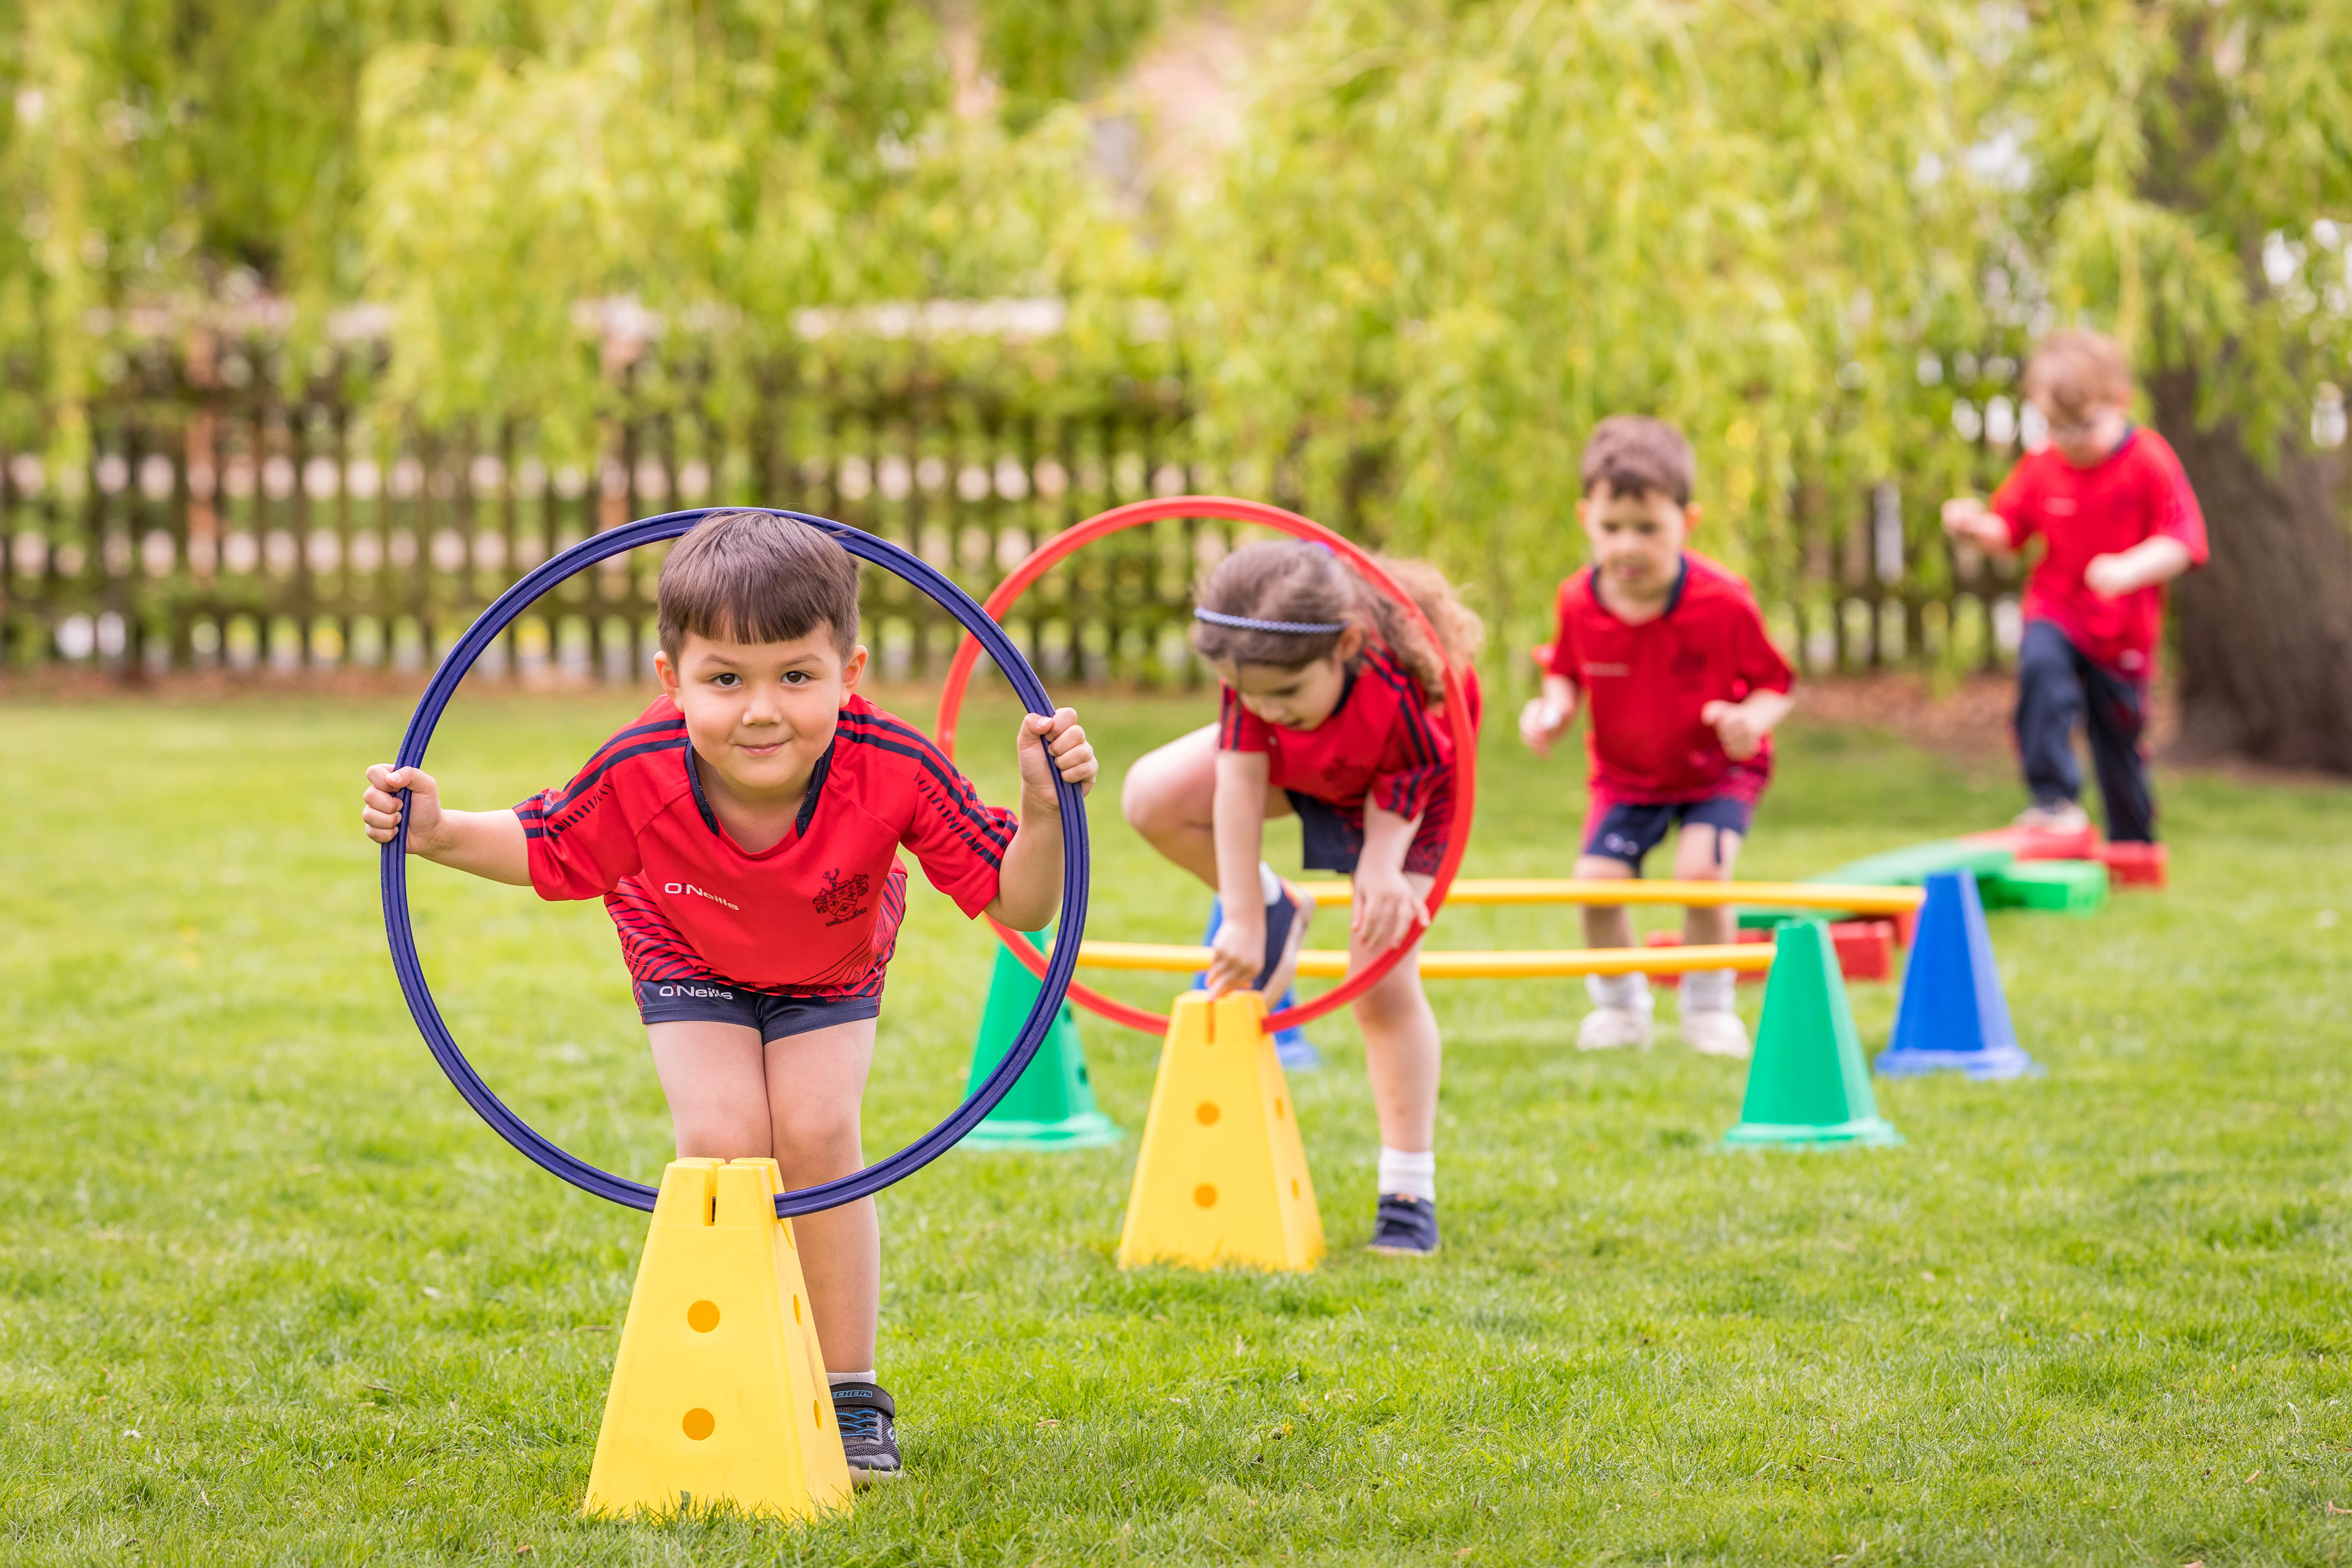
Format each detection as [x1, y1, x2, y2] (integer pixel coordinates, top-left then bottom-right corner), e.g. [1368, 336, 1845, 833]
[1120, 722, 1294, 889]
[646, 1016, 880, 1373]
[765, 1019, 878, 1373]
[1673, 826, 1744, 945]
[1350, 872, 1441, 1154]
[1573, 853, 1637, 948]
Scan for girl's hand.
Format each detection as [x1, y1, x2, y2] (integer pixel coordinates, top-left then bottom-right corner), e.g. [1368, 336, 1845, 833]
[1205, 911, 1265, 998]
[1351, 864, 1425, 955]
[1017, 708, 1097, 810]
[363, 764, 443, 850]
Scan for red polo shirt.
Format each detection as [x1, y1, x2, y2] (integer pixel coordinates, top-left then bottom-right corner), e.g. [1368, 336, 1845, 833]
[1217, 642, 1472, 844]
[1989, 426, 2209, 678]
[515, 695, 1015, 997]
[1546, 552, 1794, 803]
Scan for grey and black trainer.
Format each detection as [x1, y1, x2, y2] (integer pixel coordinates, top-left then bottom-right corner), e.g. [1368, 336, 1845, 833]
[1366, 1193, 1440, 1256]
[830, 1382, 902, 1484]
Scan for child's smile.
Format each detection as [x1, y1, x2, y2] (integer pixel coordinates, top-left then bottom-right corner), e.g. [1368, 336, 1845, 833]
[656, 627, 868, 840]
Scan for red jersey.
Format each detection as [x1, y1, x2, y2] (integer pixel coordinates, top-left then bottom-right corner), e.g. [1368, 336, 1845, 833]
[1218, 643, 1474, 845]
[1546, 552, 1794, 803]
[1989, 426, 2208, 678]
[514, 695, 1015, 997]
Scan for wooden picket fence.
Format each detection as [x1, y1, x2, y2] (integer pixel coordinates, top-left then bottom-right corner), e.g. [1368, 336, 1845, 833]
[0, 340, 2031, 688]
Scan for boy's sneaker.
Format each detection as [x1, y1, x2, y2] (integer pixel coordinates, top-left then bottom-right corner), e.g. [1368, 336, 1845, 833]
[1366, 1193, 1440, 1256]
[830, 1383, 901, 1484]
[2014, 800, 2091, 833]
[1577, 1001, 1655, 1050]
[1681, 1009, 1752, 1059]
[1253, 883, 1316, 999]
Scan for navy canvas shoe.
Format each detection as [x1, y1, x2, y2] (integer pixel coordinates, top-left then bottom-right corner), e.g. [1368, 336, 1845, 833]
[1366, 1193, 1440, 1256]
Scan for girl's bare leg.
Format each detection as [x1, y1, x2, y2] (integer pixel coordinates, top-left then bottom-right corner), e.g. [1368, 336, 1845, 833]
[1349, 872, 1441, 1154]
[647, 1015, 880, 1373]
[1121, 722, 1293, 889]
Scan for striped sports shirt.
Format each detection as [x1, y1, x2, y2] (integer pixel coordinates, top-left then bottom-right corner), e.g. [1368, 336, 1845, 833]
[514, 695, 1015, 998]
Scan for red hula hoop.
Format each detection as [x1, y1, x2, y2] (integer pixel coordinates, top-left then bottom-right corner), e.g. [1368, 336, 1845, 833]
[935, 496, 1477, 1035]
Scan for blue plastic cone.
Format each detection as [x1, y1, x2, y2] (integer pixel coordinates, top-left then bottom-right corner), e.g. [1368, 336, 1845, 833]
[1874, 869, 2040, 1081]
[1196, 896, 1320, 1070]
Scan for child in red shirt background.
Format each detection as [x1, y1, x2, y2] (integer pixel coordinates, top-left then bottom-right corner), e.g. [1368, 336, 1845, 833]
[1122, 541, 1483, 1257]
[1943, 329, 2207, 842]
[360, 510, 1099, 1484]
[1520, 416, 1795, 1059]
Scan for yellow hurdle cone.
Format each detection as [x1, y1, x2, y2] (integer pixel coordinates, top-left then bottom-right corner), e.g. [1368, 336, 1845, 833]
[584, 1158, 853, 1521]
[1115, 991, 1325, 1272]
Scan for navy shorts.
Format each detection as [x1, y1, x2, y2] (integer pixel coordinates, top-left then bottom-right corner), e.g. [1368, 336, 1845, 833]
[634, 978, 880, 1043]
[1581, 795, 1754, 872]
[1285, 790, 1450, 876]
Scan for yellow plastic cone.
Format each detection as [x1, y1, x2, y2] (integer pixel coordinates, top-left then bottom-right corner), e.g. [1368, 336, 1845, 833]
[1116, 991, 1324, 1271]
[584, 1158, 852, 1520]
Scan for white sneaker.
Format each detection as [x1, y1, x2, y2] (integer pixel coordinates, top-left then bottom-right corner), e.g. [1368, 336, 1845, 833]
[1681, 1009, 1752, 1059]
[2013, 801, 2091, 833]
[1577, 1002, 1655, 1051]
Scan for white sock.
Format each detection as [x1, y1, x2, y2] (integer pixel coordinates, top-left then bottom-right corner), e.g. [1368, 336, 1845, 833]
[1258, 861, 1284, 906]
[1378, 1146, 1436, 1203]
[1586, 972, 1653, 1011]
[827, 1370, 877, 1387]
[1682, 969, 1737, 1014]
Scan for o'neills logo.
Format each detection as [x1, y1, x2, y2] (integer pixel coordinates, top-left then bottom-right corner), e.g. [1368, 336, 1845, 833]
[656, 984, 735, 1000]
[663, 881, 740, 911]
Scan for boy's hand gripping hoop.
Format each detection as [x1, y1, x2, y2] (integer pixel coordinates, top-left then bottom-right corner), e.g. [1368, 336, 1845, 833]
[934, 496, 1476, 1036]
[379, 509, 1091, 1217]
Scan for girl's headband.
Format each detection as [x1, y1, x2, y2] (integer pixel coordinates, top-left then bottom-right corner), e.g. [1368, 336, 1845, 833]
[1194, 607, 1349, 636]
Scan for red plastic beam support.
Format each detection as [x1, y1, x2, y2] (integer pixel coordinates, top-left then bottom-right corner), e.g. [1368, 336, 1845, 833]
[935, 496, 1477, 1036]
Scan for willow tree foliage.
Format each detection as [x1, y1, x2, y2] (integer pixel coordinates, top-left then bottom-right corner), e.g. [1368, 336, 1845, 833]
[1167, 0, 2001, 662]
[0, 0, 1159, 448]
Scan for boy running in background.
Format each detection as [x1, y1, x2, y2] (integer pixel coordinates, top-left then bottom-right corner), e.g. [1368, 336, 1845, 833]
[1942, 329, 2207, 840]
[361, 510, 1098, 1484]
[1520, 416, 1794, 1059]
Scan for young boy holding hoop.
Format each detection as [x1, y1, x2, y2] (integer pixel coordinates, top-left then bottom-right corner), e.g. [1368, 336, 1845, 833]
[361, 510, 1097, 1484]
[1520, 416, 1795, 1059]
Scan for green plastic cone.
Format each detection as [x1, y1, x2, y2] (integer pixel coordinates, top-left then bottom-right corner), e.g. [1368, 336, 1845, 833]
[959, 927, 1123, 1151]
[1721, 918, 1904, 1149]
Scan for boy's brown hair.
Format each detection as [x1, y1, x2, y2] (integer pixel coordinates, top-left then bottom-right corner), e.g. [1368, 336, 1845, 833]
[2022, 329, 2133, 422]
[1580, 415, 1695, 506]
[656, 510, 860, 660]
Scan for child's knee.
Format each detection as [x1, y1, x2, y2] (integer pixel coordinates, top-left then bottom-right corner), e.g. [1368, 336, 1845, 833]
[1673, 827, 1741, 880]
[1120, 761, 1189, 835]
[770, 1097, 862, 1161]
[673, 1109, 771, 1161]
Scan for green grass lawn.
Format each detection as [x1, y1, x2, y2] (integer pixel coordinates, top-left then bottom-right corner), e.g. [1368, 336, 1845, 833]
[4, 682, 2351, 1565]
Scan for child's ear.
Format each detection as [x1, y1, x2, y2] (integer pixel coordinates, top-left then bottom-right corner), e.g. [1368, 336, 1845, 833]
[1683, 503, 1702, 534]
[841, 644, 869, 693]
[654, 648, 680, 701]
[1336, 624, 1367, 661]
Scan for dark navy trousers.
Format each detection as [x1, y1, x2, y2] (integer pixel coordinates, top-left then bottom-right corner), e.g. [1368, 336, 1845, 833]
[2015, 619, 2157, 843]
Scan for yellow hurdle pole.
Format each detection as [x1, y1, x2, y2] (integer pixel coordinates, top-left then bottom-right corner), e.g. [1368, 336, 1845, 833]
[1069, 940, 1776, 979]
[1288, 878, 1924, 916]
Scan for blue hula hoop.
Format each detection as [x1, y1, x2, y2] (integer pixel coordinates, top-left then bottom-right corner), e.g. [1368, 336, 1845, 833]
[380, 508, 1090, 1218]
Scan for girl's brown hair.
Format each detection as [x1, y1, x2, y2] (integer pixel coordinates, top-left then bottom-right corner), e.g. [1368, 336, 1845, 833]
[1189, 539, 1485, 701]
